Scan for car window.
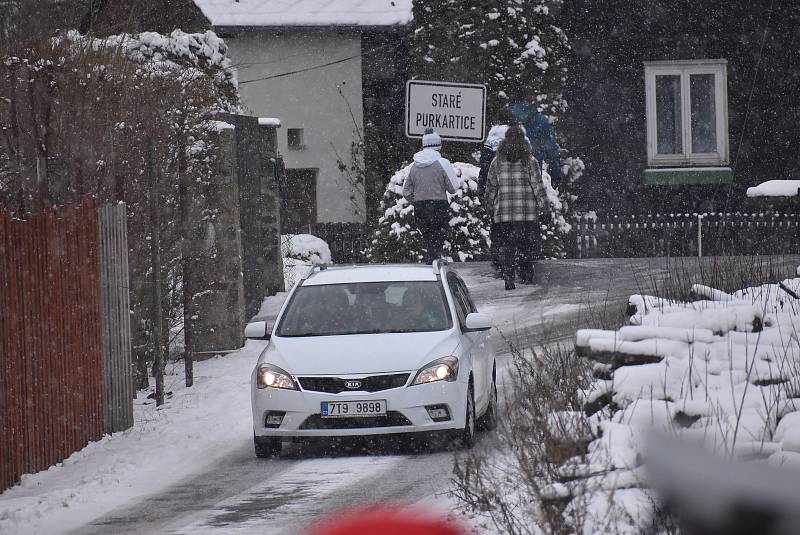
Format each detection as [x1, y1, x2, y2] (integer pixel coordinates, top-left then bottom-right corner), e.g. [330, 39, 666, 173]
[447, 273, 470, 327]
[455, 277, 478, 313]
[276, 281, 452, 337]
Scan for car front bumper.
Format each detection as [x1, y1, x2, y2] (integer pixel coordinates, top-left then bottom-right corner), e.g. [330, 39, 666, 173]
[251, 379, 467, 438]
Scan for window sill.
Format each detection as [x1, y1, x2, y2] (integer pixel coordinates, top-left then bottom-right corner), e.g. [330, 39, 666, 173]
[644, 167, 733, 186]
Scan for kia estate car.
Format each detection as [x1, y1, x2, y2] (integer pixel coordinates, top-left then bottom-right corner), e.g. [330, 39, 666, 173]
[245, 261, 497, 457]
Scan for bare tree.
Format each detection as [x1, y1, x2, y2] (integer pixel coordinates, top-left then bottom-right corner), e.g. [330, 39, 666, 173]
[0, 18, 239, 399]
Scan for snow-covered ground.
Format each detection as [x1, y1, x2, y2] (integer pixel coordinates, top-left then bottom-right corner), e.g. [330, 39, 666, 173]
[1, 257, 610, 534]
[573, 272, 800, 531]
[0, 342, 262, 534]
[4, 258, 797, 534]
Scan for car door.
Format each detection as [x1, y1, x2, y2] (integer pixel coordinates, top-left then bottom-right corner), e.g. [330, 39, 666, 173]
[447, 273, 487, 410]
[455, 275, 492, 409]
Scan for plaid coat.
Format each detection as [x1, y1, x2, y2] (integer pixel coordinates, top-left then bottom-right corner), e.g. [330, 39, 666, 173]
[485, 155, 550, 223]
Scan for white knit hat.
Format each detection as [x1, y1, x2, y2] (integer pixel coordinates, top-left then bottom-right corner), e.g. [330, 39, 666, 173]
[422, 128, 442, 148]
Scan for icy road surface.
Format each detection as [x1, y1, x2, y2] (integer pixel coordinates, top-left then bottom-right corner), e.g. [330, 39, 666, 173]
[2, 258, 797, 535]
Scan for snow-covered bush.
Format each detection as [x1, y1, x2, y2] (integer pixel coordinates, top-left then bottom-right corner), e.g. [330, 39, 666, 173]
[281, 234, 332, 291]
[281, 234, 332, 265]
[366, 163, 490, 263]
[539, 154, 584, 259]
[453, 343, 596, 534]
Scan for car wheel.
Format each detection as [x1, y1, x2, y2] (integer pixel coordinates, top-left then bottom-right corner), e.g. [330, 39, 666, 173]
[254, 434, 282, 458]
[477, 373, 498, 432]
[460, 383, 476, 448]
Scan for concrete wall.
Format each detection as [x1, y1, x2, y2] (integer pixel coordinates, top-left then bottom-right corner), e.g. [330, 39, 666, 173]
[218, 113, 284, 318]
[192, 126, 246, 353]
[225, 29, 366, 224]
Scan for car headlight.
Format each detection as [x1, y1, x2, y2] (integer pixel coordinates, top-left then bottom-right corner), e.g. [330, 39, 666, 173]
[256, 364, 298, 390]
[411, 356, 459, 386]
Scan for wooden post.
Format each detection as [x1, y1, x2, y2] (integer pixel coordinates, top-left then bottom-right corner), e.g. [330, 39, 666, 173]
[697, 213, 703, 257]
[177, 139, 194, 388]
[147, 140, 164, 406]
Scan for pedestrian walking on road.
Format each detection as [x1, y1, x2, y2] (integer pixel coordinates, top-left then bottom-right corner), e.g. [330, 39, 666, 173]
[403, 128, 459, 264]
[477, 107, 515, 196]
[510, 102, 562, 189]
[485, 125, 551, 290]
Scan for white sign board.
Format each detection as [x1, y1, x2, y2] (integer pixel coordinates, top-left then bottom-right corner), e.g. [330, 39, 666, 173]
[405, 80, 486, 142]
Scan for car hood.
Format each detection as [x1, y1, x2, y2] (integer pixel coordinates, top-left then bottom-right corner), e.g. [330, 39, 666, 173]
[259, 330, 460, 376]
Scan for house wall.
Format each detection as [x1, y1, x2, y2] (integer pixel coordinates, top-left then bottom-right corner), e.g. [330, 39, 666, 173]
[224, 29, 366, 225]
[560, 0, 800, 213]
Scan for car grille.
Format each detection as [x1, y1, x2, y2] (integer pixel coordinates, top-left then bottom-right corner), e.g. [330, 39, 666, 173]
[297, 373, 410, 394]
[299, 411, 412, 430]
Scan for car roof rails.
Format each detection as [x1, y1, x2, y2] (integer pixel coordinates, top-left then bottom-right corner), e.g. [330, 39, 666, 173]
[300, 262, 329, 282]
[432, 258, 449, 275]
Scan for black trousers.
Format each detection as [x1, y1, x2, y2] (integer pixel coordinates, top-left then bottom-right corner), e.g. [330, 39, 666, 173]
[414, 200, 449, 263]
[491, 221, 539, 282]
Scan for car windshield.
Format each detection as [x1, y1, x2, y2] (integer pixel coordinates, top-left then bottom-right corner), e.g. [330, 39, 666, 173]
[276, 281, 452, 337]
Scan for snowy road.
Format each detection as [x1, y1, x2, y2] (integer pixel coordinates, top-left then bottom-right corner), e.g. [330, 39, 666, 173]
[5, 257, 799, 535]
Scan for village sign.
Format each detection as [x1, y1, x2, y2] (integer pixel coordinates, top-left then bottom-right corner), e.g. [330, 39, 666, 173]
[405, 80, 487, 143]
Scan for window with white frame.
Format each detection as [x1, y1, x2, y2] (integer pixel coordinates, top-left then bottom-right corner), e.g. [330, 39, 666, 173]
[644, 60, 729, 167]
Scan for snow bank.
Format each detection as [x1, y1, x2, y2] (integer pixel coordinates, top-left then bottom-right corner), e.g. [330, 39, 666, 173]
[571, 273, 800, 528]
[0, 341, 268, 535]
[746, 180, 800, 198]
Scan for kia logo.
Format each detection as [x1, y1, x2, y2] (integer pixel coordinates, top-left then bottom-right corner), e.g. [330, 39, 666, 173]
[344, 380, 362, 390]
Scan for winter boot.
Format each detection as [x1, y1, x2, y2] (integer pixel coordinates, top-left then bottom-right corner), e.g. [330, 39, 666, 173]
[521, 267, 536, 285]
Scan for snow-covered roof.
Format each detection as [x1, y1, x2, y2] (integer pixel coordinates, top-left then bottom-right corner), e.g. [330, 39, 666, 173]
[258, 117, 281, 127]
[193, 0, 413, 28]
[209, 120, 235, 131]
[303, 264, 438, 286]
[746, 180, 800, 198]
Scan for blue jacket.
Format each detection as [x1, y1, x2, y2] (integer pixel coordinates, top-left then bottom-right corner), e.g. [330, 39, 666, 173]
[510, 102, 562, 186]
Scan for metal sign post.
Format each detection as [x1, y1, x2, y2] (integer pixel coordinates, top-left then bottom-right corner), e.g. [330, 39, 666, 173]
[405, 80, 486, 142]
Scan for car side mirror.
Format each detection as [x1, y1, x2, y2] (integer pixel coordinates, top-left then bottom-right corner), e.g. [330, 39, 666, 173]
[465, 312, 492, 331]
[245, 321, 270, 340]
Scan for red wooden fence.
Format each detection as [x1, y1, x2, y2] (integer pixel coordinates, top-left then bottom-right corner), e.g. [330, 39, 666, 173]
[0, 196, 104, 492]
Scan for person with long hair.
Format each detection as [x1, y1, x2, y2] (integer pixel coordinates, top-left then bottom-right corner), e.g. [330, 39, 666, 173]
[485, 124, 551, 290]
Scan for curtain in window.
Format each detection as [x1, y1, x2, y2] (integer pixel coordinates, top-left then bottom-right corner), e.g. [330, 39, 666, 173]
[655, 75, 682, 154]
[690, 74, 717, 153]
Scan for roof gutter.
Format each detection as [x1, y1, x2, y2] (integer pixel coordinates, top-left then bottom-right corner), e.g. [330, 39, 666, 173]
[214, 24, 410, 36]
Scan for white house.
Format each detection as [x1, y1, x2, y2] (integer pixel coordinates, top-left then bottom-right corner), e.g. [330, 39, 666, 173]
[192, 0, 413, 231]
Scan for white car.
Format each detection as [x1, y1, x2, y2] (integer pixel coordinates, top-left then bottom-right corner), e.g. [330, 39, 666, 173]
[245, 261, 497, 457]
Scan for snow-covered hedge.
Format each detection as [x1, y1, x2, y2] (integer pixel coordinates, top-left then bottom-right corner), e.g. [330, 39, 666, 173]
[281, 234, 332, 265]
[367, 162, 490, 263]
[63, 29, 239, 111]
[281, 234, 332, 291]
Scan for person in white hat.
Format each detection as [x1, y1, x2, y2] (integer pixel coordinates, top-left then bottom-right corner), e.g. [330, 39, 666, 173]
[402, 128, 460, 263]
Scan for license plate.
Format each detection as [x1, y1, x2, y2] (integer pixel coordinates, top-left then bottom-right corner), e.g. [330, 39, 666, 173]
[321, 400, 387, 418]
